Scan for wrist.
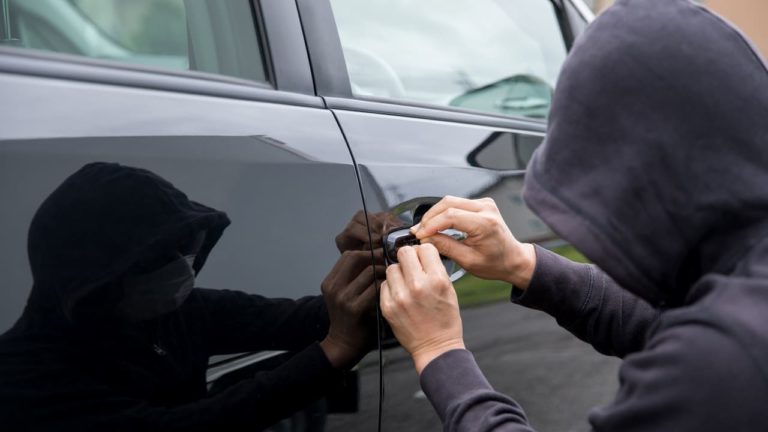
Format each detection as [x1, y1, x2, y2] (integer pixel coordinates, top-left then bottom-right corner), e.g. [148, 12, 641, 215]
[320, 335, 357, 370]
[412, 339, 466, 375]
[504, 243, 536, 290]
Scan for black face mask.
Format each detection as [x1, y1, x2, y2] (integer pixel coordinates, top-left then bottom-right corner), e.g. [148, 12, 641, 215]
[116, 254, 196, 322]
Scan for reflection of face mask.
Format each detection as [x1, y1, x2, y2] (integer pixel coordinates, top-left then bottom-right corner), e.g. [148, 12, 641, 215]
[117, 254, 196, 322]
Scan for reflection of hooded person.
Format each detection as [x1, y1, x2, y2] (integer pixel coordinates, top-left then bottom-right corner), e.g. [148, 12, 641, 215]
[0, 162, 339, 430]
[417, 0, 768, 430]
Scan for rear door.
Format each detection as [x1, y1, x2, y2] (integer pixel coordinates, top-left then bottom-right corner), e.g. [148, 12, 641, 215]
[298, 1, 621, 430]
[0, 0, 378, 429]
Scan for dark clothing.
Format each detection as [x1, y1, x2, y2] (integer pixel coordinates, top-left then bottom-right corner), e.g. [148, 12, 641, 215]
[421, 0, 768, 430]
[422, 246, 768, 430]
[525, 0, 768, 307]
[0, 163, 336, 431]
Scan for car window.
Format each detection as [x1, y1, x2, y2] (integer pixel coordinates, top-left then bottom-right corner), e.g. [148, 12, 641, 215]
[3, 0, 267, 83]
[329, 0, 568, 119]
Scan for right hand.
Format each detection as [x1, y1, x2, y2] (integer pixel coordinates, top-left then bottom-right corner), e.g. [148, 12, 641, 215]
[411, 196, 536, 290]
[380, 244, 465, 374]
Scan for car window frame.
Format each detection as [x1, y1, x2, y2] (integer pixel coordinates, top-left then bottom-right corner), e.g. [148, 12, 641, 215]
[0, 0, 318, 103]
[298, 0, 590, 127]
[565, 0, 596, 30]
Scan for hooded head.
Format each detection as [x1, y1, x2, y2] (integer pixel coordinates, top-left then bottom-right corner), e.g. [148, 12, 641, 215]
[523, 0, 768, 306]
[24, 162, 230, 328]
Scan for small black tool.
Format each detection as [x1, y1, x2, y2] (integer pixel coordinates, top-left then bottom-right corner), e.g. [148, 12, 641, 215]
[382, 227, 420, 265]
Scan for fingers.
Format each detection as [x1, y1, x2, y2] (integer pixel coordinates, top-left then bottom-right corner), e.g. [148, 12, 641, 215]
[351, 209, 367, 225]
[413, 207, 485, 239]
[392, 244, 451, 298]
[380, 280, 394, 320]
[321, 250, 349, 291]
[337, 209, 394, 253]
[413, 196, 497, 239]
[382, 264, 406, 319]
[423, 233, 476, 267]
[335, 218, 370, 252]
[339, 250, 371, 275]
[371, 247, 386, 267]
[380, 245, 463, 368]
[333, 257, 386, 297]
[353, 280, 379, 314]
[396, 246, 424, 288]
[415, 243, 447, 276]
[321, 250, 369, 294]
[344, 266, 376, 298]
[417, 196, 484, 230]
[367, 211, 389, 233]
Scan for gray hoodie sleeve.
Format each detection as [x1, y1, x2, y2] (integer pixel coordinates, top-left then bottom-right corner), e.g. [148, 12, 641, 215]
[420, 349, 535, 432]
[512, 245, 660, 357]
[417, 246, 663, 431]
[420, 316, 766, 432]
[420, 242, 768, 431]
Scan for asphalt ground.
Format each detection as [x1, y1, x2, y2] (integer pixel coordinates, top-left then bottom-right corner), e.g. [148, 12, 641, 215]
[327, 301, 621, 432]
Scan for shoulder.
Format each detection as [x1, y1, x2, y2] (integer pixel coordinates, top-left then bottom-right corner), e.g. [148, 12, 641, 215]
[590, 312, 768, 430]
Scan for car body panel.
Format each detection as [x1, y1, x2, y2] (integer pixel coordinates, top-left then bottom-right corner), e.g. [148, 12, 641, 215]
[297, 0, 592, 429]
[0, 0, 596, 430]
[0, 48, 378, 428]
[329, 103, 551, 429]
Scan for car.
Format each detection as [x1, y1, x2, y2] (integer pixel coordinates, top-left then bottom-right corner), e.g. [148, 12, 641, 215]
[0, 0, 608, 430]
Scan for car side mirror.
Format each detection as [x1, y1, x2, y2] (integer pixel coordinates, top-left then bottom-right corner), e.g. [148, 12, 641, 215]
[467, 132, 543, 171]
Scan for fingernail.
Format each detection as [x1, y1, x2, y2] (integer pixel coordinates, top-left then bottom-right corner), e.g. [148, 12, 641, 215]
[410, 223, 421, 233]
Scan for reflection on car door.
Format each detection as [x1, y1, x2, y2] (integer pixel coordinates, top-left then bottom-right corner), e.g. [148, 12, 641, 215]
[0, 0, 380, 429]
[0, 65, 380, 430]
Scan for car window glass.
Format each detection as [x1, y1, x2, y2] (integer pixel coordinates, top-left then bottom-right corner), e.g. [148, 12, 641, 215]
[330, 0, 567, 119]
[3, 0, 267, 83]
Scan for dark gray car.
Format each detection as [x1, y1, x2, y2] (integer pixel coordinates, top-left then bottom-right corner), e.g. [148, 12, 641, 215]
[0, 1, 612, 430]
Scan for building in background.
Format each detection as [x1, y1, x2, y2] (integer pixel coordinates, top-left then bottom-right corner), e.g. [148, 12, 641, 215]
[706, 0, 767, 56]
[583, 0, 767, 57]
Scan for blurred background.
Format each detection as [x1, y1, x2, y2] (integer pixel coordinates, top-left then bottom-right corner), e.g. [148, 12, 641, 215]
[585, 0, 767, 56]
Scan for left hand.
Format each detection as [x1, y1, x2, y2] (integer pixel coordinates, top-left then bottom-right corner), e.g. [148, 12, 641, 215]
[320, 249, 383, 369]
[335, 210, 400, 253]
[380, 244, 465, 374]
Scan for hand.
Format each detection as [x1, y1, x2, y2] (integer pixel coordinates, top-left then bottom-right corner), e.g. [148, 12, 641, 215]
[380, 244, 465, 374]
[320, 249, 383, 369]
[335, 210, 400, 253]
[412, 196, 536, 290]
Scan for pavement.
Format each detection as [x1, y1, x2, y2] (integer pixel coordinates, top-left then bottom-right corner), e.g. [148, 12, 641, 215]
[327, 301, 621, 431]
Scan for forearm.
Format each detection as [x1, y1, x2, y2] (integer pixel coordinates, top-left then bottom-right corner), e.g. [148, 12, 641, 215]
[80, 343, 340, 431]
[420, 349, 536, 432]
[199, 343, 340, 429]
[197, 289, 329, 355]
[512, 245, 659, 357]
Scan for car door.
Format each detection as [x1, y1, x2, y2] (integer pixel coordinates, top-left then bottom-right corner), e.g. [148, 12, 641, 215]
[0, 0, 378, 430]
[298, 1, 622, 430]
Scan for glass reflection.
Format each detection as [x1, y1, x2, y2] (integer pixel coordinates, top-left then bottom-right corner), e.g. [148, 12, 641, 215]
[0, 162, 379, 431]
[331, 0, 567, 118]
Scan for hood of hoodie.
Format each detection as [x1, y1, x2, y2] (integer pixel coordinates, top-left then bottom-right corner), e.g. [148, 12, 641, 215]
[24, 162, 230, 328]
[523, 0, 768, 306]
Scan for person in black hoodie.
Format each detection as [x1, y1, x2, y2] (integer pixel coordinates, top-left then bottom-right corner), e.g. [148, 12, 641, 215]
[380, 0, 768, 430]
[0, 162, 378, 431]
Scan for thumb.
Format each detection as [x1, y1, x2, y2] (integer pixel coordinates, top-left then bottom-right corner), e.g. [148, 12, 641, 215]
[423, 233, 474, 264]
